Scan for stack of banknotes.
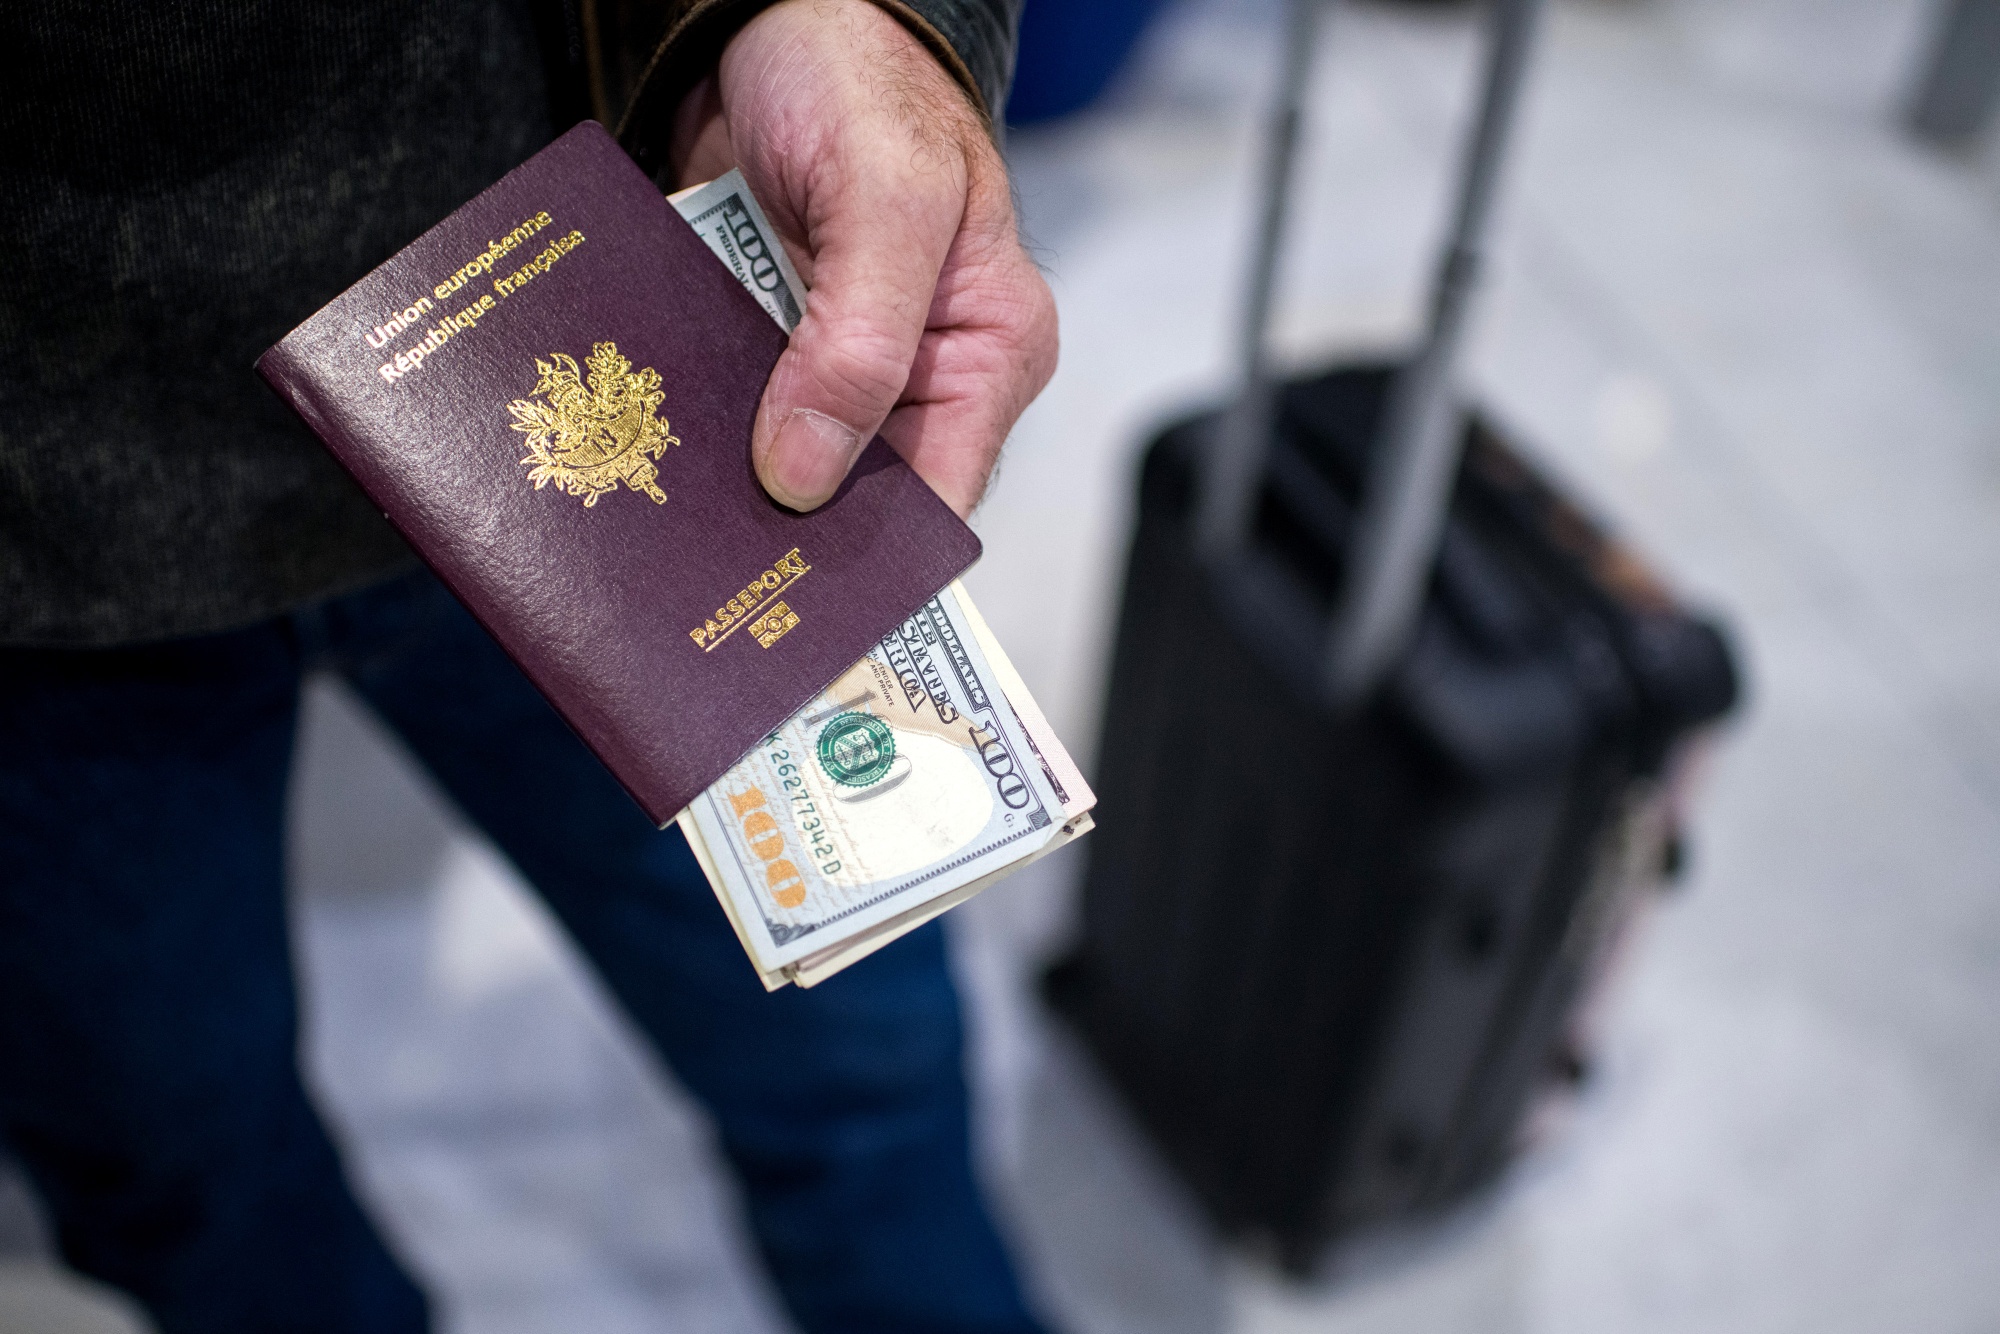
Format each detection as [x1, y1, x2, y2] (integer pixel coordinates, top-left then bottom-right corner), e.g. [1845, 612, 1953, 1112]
[667, 174, 1095, 990]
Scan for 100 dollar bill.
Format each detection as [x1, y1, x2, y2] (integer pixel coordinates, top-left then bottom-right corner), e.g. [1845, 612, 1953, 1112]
[681, 583, 1087, 987]
[669, 171, 807, 333]
[670, 171, 1094, 988]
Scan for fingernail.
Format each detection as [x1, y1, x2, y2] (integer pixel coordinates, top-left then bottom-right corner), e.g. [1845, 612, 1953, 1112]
[763, 409, 864, 510]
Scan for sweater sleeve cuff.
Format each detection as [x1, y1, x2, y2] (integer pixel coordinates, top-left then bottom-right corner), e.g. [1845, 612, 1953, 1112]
[613, 0, 1007, 185]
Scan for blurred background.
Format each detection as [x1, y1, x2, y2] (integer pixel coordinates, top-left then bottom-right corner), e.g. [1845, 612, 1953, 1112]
[6, 0, 2000, 1329]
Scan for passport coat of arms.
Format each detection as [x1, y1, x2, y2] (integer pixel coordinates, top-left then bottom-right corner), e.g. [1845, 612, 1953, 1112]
[507, 341, 679, 506]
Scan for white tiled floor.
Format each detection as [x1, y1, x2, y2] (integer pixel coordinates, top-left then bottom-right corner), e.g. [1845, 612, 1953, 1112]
[6, 0, 2000, 1330]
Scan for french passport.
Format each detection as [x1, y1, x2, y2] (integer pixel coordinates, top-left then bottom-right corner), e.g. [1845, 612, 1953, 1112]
[257, 122, 981, 825]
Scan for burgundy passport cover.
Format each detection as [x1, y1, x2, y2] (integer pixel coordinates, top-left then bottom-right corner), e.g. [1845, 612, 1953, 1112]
[257, 122, 981, 825]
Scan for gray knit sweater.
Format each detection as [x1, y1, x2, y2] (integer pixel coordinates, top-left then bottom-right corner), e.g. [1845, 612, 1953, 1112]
[0, 0, 1018, 645]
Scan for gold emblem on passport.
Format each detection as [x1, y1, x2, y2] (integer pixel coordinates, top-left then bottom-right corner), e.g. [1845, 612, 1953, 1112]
[748, 601, 800, 648]
[691, 549, 811, 653]
[506, 341, 678, 507]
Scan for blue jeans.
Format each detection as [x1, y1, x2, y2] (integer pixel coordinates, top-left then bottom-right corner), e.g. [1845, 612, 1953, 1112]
[0, 570, 1046, 1334]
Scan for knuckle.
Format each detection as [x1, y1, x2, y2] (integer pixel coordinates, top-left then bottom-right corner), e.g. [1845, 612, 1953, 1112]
[800, 315, 912, 416]
[996, 265, 1061, 382]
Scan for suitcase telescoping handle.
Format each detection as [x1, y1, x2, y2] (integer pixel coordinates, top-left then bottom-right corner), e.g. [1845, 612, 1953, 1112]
[1197, 0, 1547, 705]
[1195, 0, 1324, 565]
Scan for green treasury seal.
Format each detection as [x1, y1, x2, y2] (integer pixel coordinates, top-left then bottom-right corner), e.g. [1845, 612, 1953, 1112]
[817, 712, 897, 787]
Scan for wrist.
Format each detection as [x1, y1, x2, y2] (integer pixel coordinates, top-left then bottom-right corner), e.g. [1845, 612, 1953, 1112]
[847, 0, 990, 124]
[620, 0, 993, 185]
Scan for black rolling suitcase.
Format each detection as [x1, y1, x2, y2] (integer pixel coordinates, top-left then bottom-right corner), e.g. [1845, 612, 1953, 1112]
[1046, 0, 1739, 1272]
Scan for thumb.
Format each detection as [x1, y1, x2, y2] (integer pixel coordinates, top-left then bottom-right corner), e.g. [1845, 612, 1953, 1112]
[750, 183, 959, 511]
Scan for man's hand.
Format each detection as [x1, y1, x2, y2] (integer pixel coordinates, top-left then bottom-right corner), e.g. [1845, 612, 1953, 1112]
[670, 0, 1057, 519]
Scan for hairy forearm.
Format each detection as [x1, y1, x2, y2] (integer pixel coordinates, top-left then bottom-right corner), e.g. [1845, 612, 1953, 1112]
[604, 0, 1020, 183]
